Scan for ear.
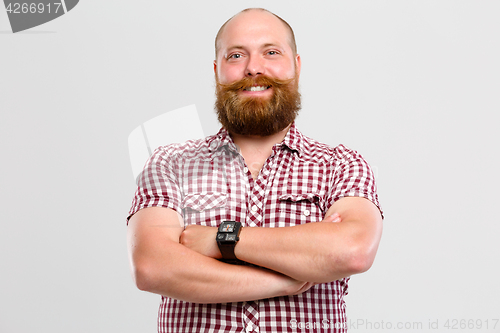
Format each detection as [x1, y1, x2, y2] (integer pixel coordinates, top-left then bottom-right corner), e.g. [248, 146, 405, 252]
[213, 60, 217, 74]
[295, 54, 302, 79]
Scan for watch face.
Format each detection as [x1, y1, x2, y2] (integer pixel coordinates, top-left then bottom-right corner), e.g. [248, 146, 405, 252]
[217, 233, 236, 243]
[220, 222, 234, 232]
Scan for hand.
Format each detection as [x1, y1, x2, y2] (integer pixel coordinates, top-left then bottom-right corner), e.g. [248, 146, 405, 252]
[279, 275, 316, 296]
[323, 212, 341, 223]
[291, 281, 316, 295]
[180, 225, 222, 259]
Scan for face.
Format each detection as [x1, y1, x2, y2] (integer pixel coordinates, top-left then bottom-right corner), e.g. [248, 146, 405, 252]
[214, 10, 302, 136]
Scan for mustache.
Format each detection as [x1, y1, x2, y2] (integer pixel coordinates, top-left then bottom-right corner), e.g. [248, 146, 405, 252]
[216, 75, 295, 92]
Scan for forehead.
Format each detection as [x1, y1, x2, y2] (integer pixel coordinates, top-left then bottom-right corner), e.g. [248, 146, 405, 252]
[217, 10, 292, 53]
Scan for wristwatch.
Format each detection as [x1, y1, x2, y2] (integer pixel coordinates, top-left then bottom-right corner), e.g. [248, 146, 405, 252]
[216, 221, 242, 261]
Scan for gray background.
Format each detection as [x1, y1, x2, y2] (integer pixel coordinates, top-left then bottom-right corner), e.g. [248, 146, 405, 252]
[1, 1, 499, 332]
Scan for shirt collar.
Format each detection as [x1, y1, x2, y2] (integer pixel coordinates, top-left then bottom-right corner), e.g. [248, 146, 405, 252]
[207, 122, 304, 155]
[206, 127, 237, 153]
[280, 122, 303, 156]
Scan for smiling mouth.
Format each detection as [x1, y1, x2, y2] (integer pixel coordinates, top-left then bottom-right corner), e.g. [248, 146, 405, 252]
[243, 85, 271, 92]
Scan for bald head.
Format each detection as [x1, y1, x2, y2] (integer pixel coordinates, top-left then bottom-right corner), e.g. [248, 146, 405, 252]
[215, 8, 297, 58]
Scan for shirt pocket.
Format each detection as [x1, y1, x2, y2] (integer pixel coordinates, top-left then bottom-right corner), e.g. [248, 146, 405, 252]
[181, 192, 227, 227]
[273, 191, 324, 227]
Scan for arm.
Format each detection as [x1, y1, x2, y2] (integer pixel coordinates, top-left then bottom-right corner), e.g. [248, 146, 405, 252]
[181, 197, 382, 283]
[127, 206, 314, 303]
[237, 197, 383, 282]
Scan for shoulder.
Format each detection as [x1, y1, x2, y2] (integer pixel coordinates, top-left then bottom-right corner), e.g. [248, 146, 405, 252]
[298, 131, 361, 165]
[151, 134, 217, 161]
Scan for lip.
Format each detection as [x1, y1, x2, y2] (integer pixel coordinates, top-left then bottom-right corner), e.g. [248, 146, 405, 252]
[244, 85, 271, 92]
[240, 85, 273, 97]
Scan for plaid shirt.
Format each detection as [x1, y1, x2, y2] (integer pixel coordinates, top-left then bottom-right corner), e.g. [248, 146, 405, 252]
[128, 123, 381, 333]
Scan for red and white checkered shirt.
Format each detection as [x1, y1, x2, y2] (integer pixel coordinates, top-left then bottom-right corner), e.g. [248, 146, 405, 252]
[128, 123, 381, 333]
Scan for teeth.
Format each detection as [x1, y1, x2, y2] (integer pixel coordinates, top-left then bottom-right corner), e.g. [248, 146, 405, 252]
[245, 86, 269, 92]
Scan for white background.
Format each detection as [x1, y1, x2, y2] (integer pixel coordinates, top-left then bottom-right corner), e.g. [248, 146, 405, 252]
[1, 1, 499, 332]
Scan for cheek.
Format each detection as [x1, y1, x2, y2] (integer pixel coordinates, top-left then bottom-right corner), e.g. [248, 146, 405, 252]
[217, 64, 244, 84]
[268, 63, 296, 80]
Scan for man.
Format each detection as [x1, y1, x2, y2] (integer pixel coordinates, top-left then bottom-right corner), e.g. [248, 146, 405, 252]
[127, 8, 383, 333]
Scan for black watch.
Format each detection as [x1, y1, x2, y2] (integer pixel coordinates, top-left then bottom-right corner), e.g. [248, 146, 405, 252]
[216, 221, 242, 261]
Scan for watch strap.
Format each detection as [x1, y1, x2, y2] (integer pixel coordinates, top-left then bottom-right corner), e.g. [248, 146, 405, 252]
[218, 241, 239, 260]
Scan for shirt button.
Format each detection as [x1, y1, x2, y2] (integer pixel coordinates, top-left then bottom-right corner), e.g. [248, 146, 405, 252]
[243, 167, 249, 173]
[303, 209, 310, 216]
[251, 205, 258, 212]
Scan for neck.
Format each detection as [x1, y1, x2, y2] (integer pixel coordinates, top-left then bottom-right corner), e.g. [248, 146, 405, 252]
[230, 124, 292, 179]
[231, 124, 291, 153]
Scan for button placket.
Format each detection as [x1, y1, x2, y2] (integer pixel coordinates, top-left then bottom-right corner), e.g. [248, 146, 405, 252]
[242, 301, 259, 333]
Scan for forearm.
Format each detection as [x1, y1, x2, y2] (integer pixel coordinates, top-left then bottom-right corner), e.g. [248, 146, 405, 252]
[133, 241, 307, 303]
[179, 198, 382, 285]
[235, 221, 358, 283]
[234, 198, 382, 283]
[128, 207, 310, 304]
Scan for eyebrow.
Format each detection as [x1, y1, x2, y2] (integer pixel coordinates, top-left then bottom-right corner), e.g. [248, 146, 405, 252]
[262, 43, 284, 50]
[226, 43, 285, 53]
[226, 45, 245, 51]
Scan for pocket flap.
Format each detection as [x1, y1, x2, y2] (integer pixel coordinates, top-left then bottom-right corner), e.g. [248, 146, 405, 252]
[279, 192, 318, 203]
[182, 192, 227, 212]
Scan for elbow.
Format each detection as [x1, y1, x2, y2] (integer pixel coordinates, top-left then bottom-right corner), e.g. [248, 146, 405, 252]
[348, 250, 375, 274]
[323, 244, 377, 280]
[340, 225, 382, 276]
[345, 243, 378, 275]
[132, 263, 153, 292]
[131, 260, 163, 292]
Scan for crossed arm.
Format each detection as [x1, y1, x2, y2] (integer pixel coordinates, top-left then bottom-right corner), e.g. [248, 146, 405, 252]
[127, 196, 382, 303]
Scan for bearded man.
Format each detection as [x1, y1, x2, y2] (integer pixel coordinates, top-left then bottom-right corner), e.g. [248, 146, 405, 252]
[127, 8, 383, 333]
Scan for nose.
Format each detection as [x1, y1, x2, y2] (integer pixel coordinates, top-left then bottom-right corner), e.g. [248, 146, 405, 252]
[245, 54, 265, 77]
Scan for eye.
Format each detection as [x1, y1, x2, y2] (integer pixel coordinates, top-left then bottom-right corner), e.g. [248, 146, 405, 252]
[266, 50, 280, 56]
[228, 53, 242, 60]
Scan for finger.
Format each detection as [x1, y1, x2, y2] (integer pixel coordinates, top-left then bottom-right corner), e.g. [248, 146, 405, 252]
[324, 212, 341, 223]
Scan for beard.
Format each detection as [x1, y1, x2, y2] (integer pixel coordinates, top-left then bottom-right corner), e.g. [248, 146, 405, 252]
[215, 74, 301, 136]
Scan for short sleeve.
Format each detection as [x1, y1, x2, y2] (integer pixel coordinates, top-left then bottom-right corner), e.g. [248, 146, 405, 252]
[127, 146, 183, 222]
[327, 145, 383, 217]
